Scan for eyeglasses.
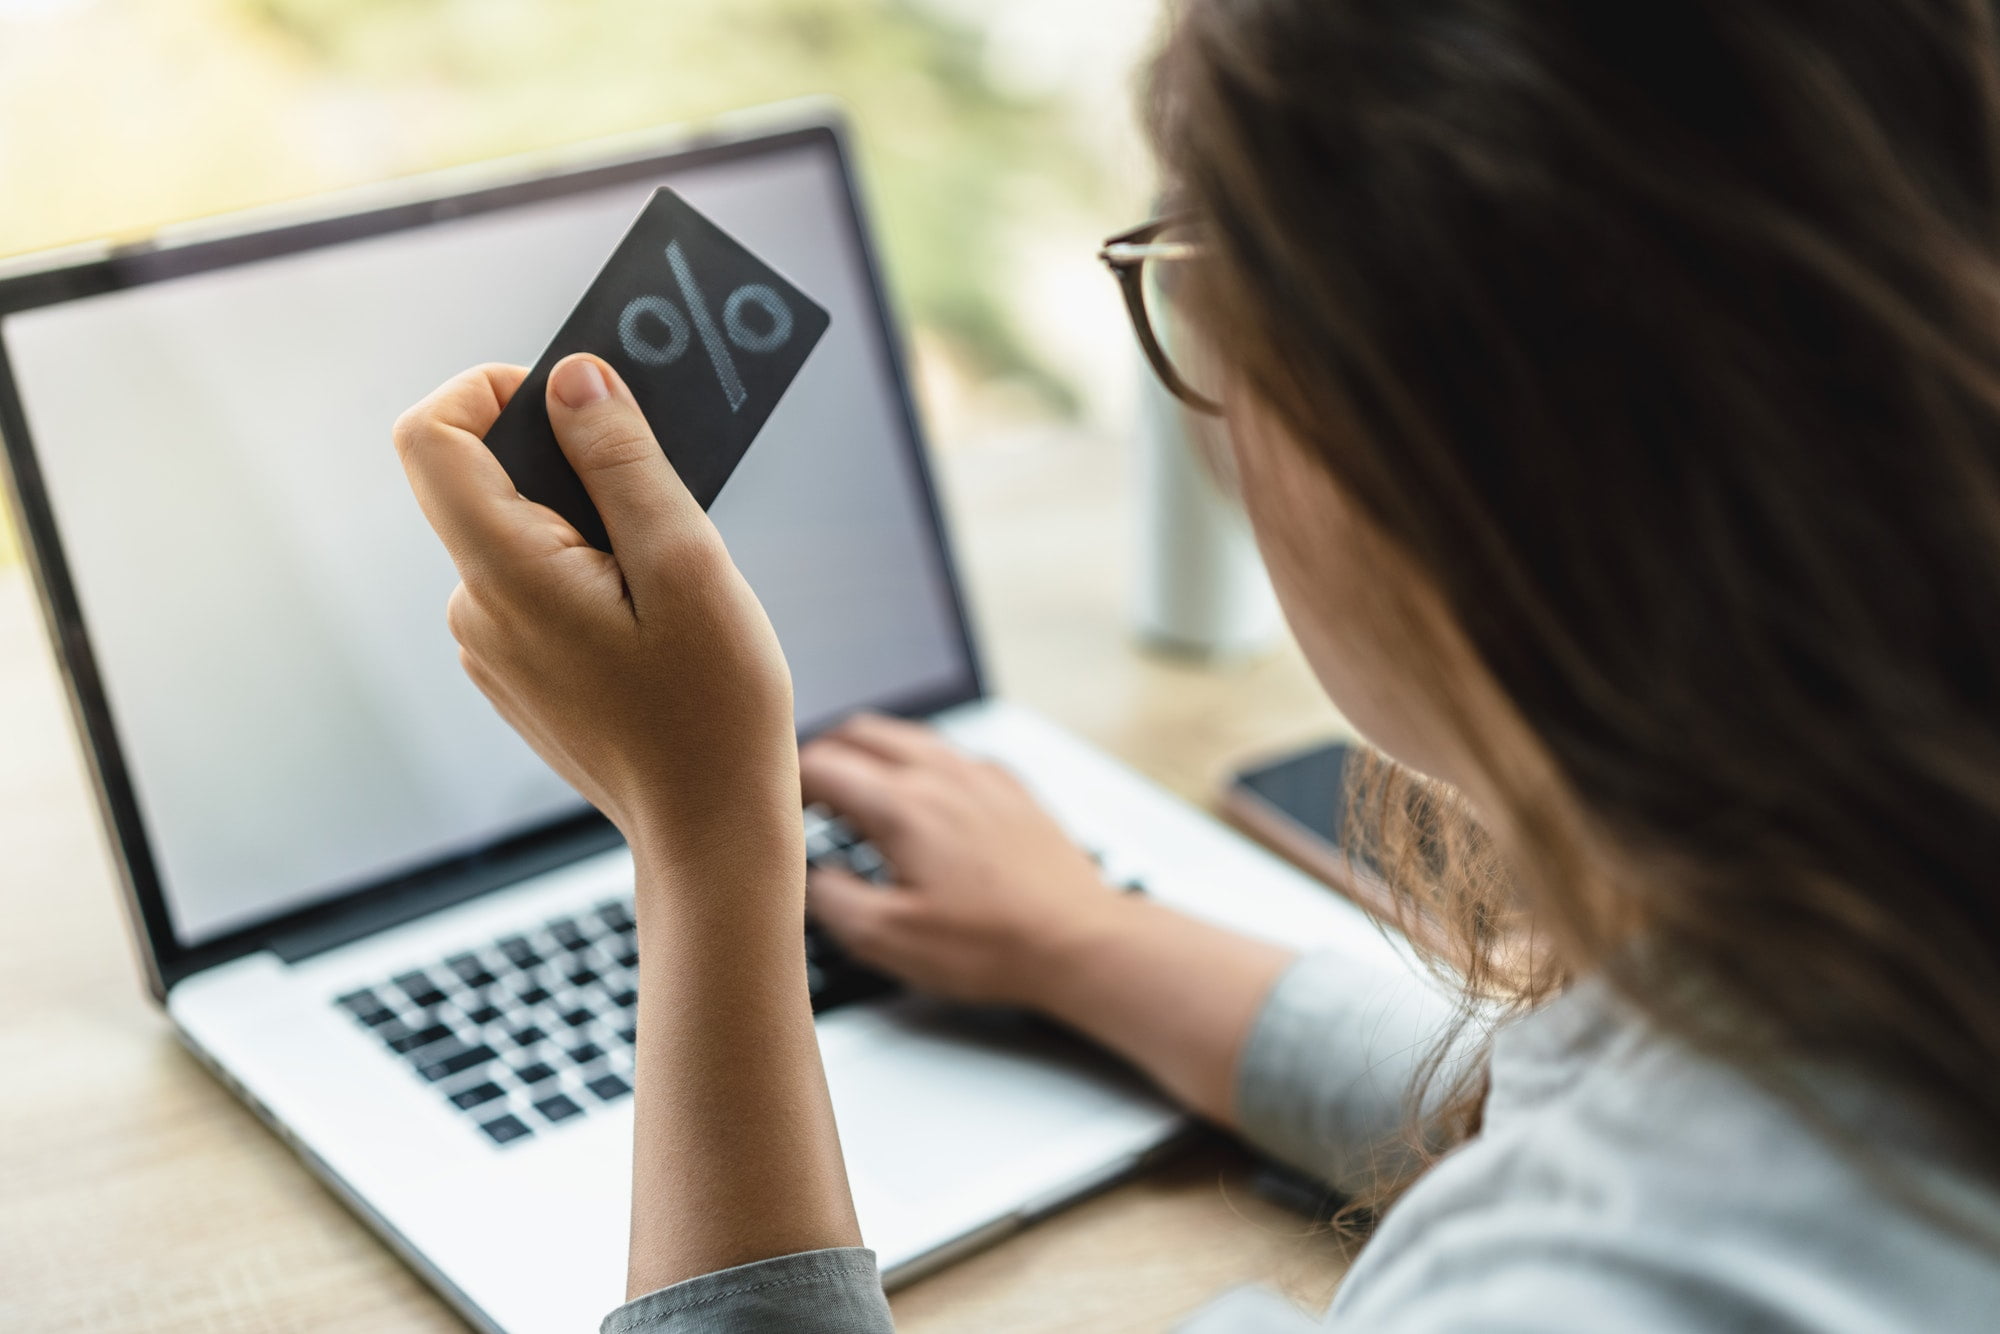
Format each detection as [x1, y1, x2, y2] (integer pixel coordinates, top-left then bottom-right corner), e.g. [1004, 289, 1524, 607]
[1098, 215, 1224, 416]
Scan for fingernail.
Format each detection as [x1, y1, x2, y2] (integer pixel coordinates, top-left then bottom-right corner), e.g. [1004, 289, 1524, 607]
[552, 358, 609, 409]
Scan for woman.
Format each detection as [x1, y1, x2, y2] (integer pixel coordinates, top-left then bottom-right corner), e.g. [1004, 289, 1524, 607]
[392, 0, 2000, 1329]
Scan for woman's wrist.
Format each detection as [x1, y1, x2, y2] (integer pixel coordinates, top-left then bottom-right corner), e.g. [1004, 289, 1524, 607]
[1006, 888, 1145, 1018]
[1004, 892, 1299, 1123]
[626, 798, 807, 933]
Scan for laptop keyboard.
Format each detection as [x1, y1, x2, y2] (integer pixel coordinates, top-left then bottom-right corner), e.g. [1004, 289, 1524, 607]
[333, 809, 899, 1147]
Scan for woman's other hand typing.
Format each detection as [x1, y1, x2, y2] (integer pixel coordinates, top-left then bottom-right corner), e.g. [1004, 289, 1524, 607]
[802, 712, 1298, 1125]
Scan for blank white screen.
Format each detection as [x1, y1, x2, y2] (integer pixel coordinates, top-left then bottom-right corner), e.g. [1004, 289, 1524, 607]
[4, 141, 970, 944]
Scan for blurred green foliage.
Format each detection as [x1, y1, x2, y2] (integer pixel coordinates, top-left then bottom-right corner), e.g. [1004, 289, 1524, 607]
[240, 0, 1095, 409]
[0, 0, 1142, 570]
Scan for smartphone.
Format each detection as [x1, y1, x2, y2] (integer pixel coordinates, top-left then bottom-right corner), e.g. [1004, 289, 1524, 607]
[1219, 738, 1398, 921]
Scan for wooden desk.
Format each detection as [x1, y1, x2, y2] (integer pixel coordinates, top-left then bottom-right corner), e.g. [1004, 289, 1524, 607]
[0, 420, 1353, 1332]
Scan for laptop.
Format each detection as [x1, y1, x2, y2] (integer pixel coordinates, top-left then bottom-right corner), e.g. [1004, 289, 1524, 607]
[0, 108, 1407, 1333]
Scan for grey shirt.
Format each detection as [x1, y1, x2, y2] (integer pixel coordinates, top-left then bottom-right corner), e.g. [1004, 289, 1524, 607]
[603, 953, 2000, 1332]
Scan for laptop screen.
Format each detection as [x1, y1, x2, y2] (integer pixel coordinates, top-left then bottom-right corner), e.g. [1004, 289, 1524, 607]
[0, 132, 976, 948]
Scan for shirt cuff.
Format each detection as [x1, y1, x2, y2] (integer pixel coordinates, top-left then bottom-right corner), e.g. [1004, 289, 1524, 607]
[601, 1247, 894, 1334]
[1234, 948, 1463, 1193]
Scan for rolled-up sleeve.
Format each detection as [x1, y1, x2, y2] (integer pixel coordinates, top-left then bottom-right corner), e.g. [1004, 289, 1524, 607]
[602, 1247, 894, 1334]
[1234, 949, 1467, 1194]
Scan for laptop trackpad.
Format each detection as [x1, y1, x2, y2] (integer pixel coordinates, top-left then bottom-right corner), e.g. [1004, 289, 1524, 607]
[822, 1000, 1167, 1209]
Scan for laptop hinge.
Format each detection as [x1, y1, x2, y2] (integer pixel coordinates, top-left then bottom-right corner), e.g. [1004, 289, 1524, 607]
[265, 819, 626, 965]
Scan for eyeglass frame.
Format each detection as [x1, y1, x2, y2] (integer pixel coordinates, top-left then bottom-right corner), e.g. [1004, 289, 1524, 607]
[1098, 215, 1224, 417]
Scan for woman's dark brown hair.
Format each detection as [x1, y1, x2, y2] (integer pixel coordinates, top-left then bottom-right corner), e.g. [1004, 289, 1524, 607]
[1149, 0, 2000, 1212]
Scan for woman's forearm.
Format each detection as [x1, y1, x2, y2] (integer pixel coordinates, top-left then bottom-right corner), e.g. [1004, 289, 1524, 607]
[1023, 894, 1297, 1126]
[390, 360, 859, 1302]
[625, 840, 861, 1300]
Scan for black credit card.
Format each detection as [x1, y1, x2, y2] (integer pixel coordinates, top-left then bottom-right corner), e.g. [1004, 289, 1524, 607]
[481, 186, 831, 551]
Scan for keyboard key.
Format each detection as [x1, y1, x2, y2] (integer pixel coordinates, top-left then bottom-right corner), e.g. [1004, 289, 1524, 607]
[497, 936, 542, 969]
[561, 1007, 595, 1029]
[466, 1005, 504, 1026]
[587, 1073, 631, 1102]
[480, 1114, 532, 1145]
[567, 967, 599, 987]
[338, 989, 402, 1028]
[451, 1081, 506, 1110]
[614, 948, 639, 970]
[610, 988, 638, 1010]
[516, 985, 552, 1006]
[535, 1093, 585, 1123]
[387, 1023, 454, 1055]
[505, 1024, 546, 1048]
[514, 1061, 557, 1085]
[418, 1043, 497, 1082]
[597, 901, 635, 933]
[394, 964, 450, 1008]
[550, 919, 589, 951]
[567, 1042, 603, 1065]
[615, 1026, 637, 1046]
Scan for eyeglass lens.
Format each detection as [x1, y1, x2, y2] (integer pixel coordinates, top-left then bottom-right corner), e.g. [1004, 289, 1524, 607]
[1138, 221, 1229, 409]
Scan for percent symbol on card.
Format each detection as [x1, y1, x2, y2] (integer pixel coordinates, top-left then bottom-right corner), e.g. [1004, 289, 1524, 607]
[617, 240, 795, 414]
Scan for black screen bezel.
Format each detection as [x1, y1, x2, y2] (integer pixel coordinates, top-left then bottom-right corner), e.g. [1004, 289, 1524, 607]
[0, 115, 987, 1000]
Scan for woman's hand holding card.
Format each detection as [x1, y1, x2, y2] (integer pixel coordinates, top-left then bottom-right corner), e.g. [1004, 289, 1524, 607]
[393, 354, 804, 898]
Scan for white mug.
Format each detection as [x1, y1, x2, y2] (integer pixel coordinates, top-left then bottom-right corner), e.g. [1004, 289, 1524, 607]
[1132, 363, 1282, 659]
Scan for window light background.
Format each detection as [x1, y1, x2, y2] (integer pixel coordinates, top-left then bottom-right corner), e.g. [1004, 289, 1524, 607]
[0, 0, 1168, 567]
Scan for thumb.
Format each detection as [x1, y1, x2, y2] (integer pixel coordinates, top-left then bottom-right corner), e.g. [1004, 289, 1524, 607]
[545, 353, 704, 574]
